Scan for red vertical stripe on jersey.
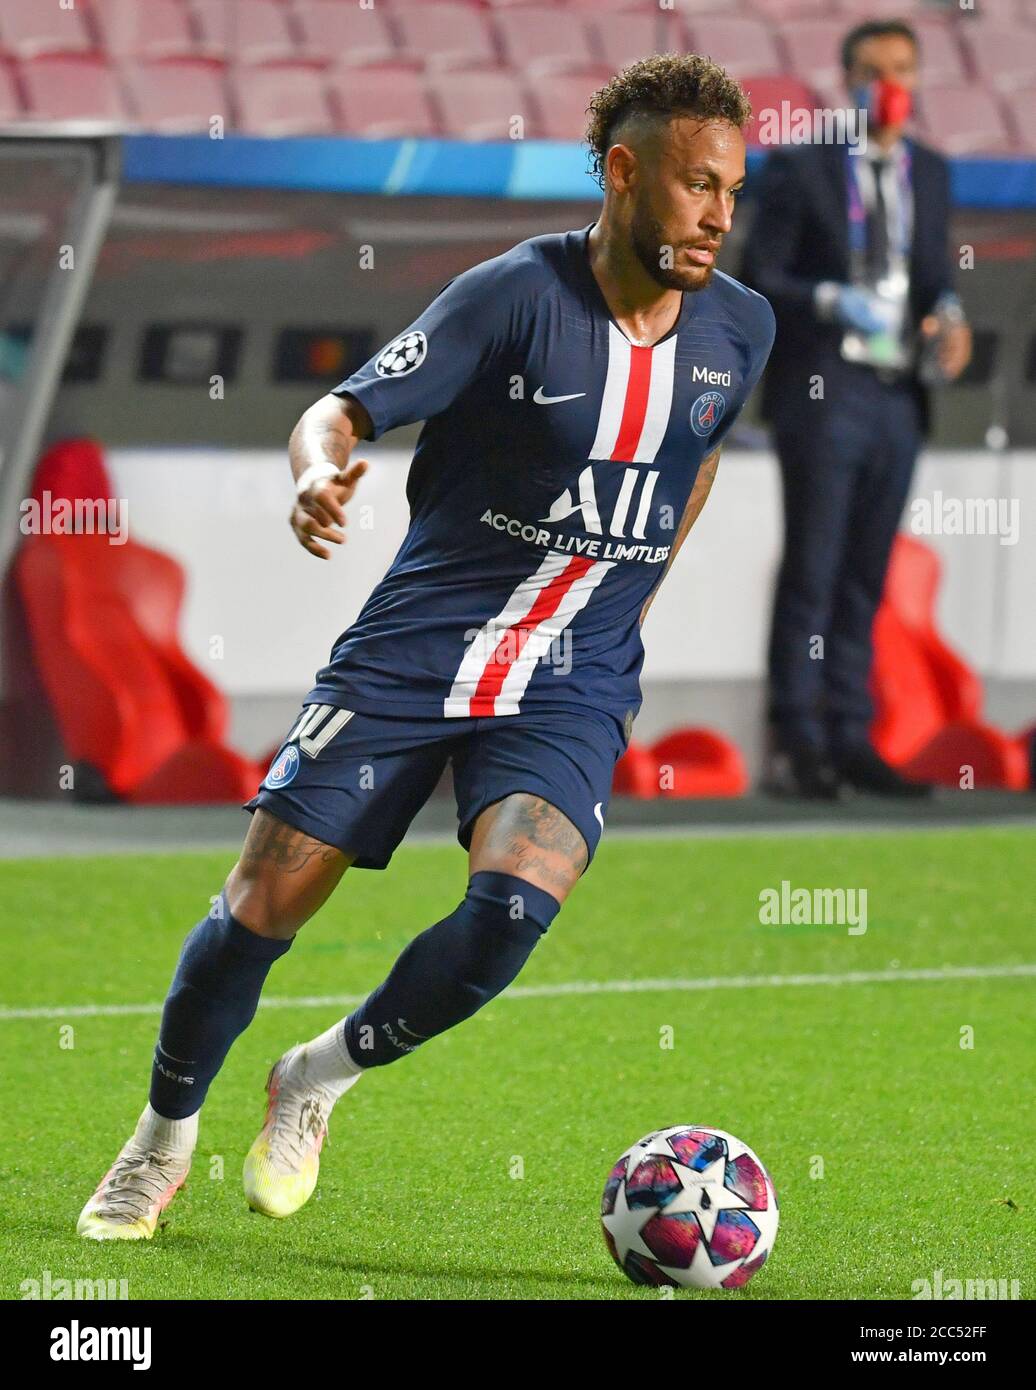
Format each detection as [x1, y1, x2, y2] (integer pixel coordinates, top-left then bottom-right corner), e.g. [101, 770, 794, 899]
[469, 555, 596, 717]
[610, 343, 652, 462]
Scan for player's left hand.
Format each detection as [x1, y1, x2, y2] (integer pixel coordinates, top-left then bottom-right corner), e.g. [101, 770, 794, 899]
[921, 316, 972, 381]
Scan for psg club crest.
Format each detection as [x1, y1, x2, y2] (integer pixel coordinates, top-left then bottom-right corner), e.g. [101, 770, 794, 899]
[375, 330, 427, 378]
[690, 390, 726, 438]
[265, 744, 300, 789]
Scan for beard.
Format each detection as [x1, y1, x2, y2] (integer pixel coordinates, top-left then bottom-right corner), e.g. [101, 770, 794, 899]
[630, 204, 713, 292]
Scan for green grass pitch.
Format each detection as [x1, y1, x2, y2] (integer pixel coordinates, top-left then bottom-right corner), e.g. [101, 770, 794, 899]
[1, 827, 1033, 1300]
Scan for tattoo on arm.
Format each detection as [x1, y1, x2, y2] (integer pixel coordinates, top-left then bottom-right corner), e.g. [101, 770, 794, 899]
[313, 418, 354, 472]
[290, 395, 368, 487]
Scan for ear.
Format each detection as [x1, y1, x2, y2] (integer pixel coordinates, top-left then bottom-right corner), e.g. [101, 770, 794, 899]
[606, 143, 637, 195]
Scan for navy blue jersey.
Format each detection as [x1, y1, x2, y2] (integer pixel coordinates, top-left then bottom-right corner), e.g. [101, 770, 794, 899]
[308, 225, 774, 723]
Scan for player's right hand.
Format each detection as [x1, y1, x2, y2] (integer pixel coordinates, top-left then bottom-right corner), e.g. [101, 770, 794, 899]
[291, 459, 369, 559]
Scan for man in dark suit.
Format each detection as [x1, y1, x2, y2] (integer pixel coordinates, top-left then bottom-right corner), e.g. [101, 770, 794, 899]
[741, 19, 971, 797]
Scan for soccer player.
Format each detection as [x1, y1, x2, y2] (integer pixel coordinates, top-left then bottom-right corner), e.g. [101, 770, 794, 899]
[77, 54, 774, 1239]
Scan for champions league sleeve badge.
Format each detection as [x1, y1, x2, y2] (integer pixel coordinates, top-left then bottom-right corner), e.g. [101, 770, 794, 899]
[375, 330, 427, 378]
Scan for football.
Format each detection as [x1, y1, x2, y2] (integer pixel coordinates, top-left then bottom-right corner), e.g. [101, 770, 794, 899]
[601, 1125, 778, 1290]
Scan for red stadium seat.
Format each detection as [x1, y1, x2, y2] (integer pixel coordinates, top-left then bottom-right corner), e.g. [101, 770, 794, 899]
[1007, 88, 1036, 152]
[330, 66, 438, 137]
[650, 729, 749, 798]
[778, 18, 847, 96]
[123, 59, 228, 133]
[910, 19, 967, 85]
[19, 57, 126, 123]
[15, 439, 263, 804]
[612, 730, 749, 799]
[0, 0, 94, 59]
[191, 0, 297, 65]
[89, 0, 199, 62]
[494, 6, 599, 76]
[294, 0, 399, 70]
[514, 0, 662, 11]
[869, 536, 1028, 789]
[588, 0, 744, 11]
[740, 75, 821, 146]
[748, 0, 830, 18]
[0, 61, 20, 120]
[612, 742, 658, 798]
[529, 73, 599, 141]
[231, 63, 333, 135]
[916, 82, 1014, 155]
[977, 0, 1032, 19]
[426, 69, 529, 139]
[589, 12, 685, 73]
[962, 24, 1036, 94]
[676, 0, 751, 11]
[393, 4, 497, 72]
[831, 0, 924, 15]
[682, 18, 781, 80]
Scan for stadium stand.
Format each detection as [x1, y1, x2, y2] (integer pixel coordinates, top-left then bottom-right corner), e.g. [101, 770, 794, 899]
[392, 4, 497, 72]
[90, 0, 199, 62]
[294, 0, 399, 69]
[329, 64, 438, 135]
[0, 0, 1032, 155]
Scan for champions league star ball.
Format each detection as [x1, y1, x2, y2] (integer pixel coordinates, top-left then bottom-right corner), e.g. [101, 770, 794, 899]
[601, 1126, 778, 1290]
[374, 330, 426, 377]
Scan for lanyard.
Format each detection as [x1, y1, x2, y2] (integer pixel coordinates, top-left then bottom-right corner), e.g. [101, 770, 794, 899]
[846, 144, 912, 262]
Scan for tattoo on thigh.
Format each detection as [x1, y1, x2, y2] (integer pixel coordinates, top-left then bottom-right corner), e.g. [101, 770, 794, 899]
[492, 795, 588, 885]
[242, 812, 340, 874]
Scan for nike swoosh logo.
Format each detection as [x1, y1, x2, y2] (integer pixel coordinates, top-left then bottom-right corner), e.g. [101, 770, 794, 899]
[593, 802, 605, 831]
[533, 387, 586, 404]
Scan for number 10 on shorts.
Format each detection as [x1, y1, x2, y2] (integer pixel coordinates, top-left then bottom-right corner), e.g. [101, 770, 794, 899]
[286, 704, 355, 758]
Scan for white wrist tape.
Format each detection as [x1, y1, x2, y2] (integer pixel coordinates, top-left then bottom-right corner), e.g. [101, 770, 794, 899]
[295, 461, 339, 498]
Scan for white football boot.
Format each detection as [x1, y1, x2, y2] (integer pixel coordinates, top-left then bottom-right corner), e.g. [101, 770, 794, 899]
[243, 1043, 356, 1218]
[77, 1109, 195, 1240]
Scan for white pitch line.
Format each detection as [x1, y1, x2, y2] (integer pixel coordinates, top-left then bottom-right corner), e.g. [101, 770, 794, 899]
[1, 962, 1033, 1022]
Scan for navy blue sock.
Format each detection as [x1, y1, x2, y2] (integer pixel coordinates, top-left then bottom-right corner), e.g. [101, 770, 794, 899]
[343, 871, 561, 1067]
[150, 893, 292, 1119]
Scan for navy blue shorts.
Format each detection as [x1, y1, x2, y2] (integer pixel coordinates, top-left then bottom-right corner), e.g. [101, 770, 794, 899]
[244, 703, 627, 871]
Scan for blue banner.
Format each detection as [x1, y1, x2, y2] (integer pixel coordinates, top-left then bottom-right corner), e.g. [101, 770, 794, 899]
[122, 135, 1036, 209]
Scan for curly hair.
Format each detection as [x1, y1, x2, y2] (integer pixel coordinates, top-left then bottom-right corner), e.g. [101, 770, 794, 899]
[586, 53, 752, 189]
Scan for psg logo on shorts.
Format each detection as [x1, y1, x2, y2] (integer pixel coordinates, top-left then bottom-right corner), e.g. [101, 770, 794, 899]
[690, 390, 726, 437]
[375, 330, 427, 378]
[265, 744, 300, 790]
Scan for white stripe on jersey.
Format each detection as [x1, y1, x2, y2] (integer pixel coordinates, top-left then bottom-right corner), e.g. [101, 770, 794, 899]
[490, 557, 613, 714]
[588, 323, 632, 461]
[443, 551, 614, 717]
[588, 323, 677, 464]
[633, 334, 677, 463]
